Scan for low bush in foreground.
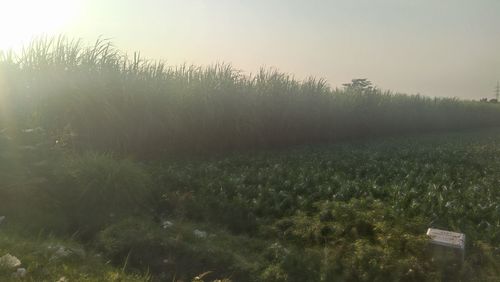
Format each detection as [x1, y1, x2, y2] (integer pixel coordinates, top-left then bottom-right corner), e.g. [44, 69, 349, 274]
[0, 227, 149, 281]
[44, 153, 154, 239]
[97, 217, 260, 282]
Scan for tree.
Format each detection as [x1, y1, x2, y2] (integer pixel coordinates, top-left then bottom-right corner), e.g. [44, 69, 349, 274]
[342, 78, 374, 92]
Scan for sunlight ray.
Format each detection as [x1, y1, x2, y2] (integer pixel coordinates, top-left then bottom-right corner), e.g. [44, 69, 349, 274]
[0, 0, 81, 51]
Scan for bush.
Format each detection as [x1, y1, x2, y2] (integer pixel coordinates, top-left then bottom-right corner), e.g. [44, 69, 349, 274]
[97, 217, 164, 270]
[0, 127, 62, 223]
[261, 244, 321, 282]
[98, 218, 259, 281]
[43, 153, 153, 239]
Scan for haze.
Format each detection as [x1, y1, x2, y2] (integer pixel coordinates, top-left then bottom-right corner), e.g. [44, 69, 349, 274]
[2, 0, 499, 99]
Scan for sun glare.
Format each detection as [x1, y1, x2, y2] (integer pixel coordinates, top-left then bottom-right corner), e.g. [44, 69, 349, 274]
[0, 0, 81, 51]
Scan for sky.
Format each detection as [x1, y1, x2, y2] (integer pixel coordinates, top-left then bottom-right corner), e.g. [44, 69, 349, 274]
[0, 0, 499, 99]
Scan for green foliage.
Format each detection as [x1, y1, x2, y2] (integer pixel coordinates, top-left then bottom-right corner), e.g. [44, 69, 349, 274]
[342, 78, 374, 93]
[153, 129, 500, 281]
[97, 217, 261, 282]
[1, 37, 500, 157]
[274, 199, 433, 281]
[0, 126, 62, 223]
[261, 244, 322, 282]
[0, 228, 149, 281]
[97, 217, 164, 270]
[2, 37, 500, 280]
[43, 153, 153, 239]
[4, 128, 500, 280]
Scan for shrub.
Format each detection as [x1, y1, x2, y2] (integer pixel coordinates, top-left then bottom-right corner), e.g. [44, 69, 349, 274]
[97, 217, 164, 270]
[43, 153, 153, 239]
[0, 127, 62, 224]
[98, 218, 259, 281]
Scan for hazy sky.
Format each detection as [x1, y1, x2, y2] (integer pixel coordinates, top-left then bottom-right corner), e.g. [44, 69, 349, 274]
[1, 0, 499, 99]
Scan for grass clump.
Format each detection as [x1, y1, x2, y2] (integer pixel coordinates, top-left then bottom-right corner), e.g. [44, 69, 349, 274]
[43, 153, 154, 239]
[272, 199, 434, 282]
[97, 217, 262, 282]
[0, 227, 149, 281]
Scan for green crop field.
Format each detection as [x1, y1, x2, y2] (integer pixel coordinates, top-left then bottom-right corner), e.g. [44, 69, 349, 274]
[1, 38, 500, 281]
[149, 129, 500, 281]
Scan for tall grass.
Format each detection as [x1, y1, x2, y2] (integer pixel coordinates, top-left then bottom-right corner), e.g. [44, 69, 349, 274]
[1, 36, 500, 157]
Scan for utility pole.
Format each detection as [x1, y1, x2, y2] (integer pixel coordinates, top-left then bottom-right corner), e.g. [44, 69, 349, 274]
[496, 81, 500, 101]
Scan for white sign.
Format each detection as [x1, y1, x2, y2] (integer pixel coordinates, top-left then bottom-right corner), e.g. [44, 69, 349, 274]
[426, 228, 465, 250]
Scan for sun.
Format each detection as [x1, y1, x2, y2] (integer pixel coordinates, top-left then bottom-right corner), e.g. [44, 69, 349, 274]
[0, 0, 81, 51]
